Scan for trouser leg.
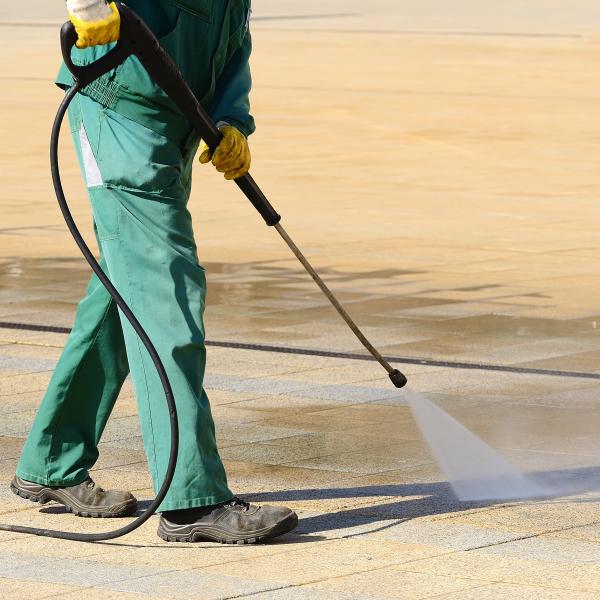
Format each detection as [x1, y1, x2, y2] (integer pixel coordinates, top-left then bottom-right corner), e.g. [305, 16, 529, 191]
[97, 195, 231, 510]
[63, 92, 231, 510]
[16, 253, 130, 486]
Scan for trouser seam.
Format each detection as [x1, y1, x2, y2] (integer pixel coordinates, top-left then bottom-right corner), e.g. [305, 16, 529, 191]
[117, 236, 161, 486]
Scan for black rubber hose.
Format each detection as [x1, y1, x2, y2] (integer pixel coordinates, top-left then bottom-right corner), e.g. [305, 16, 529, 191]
[0, 83, 179, 542]
[0, 2, 407, 540]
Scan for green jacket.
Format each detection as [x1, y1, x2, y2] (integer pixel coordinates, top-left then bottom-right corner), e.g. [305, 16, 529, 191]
[57, 0, 255, 143]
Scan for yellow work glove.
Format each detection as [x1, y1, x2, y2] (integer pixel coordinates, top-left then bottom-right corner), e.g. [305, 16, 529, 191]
[199, 125, 251, 181]
[68, 2, 121, 49]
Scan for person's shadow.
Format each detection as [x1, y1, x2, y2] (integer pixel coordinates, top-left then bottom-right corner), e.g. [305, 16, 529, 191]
[38, 466, 600, 547]
[237, 465, 600, 537]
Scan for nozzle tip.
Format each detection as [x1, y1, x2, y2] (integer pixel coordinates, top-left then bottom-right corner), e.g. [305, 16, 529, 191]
[389, 369, 408, 388]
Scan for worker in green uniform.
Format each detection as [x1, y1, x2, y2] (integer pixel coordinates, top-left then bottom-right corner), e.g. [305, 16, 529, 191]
[11, 0, 298, 544]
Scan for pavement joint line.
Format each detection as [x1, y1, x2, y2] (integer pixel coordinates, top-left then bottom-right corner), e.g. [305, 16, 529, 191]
[1, 320, 599, 381]
[397, 565, 600, 595]
[0, 20, 585, 39]
[256, 27, 584, 39]
[90, 460, 149, 472]
[27, 581, 108, 600]
[88, 525, 418, 568]
[223, 584, 307, 600]
[43, 532, 359, 587]
[225, 547, 463, 600]
[338, 516, 409, 540]
[424, 583, 499, 600]
[463, 517, 600, 553]
[0, 340, 65, 348]
[261, 81, 600, 103]
[0, 14, 359, 29]
[14, 556, 185, 599]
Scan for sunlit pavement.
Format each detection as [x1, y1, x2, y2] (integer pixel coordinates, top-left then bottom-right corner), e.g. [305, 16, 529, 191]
[0, 2, 600, 598]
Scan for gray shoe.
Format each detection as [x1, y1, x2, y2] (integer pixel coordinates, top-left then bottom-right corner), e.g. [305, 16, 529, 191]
[157, 496, 298, 544]
[11, 475, 138, 518]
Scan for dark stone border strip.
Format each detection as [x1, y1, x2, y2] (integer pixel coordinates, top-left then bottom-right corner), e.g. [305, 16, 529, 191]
[0, 321, 70, 334]
[1, 320, 599, 381]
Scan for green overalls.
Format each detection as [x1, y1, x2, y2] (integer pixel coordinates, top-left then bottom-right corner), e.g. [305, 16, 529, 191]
[16, 0, 254, 511]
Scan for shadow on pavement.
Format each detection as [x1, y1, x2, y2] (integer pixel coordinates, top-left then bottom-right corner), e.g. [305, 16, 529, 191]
[241, 466, 600, 535]
[36, 466, 600, 542]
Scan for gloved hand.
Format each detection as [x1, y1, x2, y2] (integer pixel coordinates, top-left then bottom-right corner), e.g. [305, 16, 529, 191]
[67, 1, 121, 49]
[199, 125, 251, 181]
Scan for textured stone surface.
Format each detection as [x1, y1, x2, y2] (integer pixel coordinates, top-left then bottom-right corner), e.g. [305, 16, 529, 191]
[0, 0, 599, 598]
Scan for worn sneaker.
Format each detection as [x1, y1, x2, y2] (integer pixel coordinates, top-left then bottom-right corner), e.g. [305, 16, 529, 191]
[157, 496, 298, 544]
[11, 475, 137, 518]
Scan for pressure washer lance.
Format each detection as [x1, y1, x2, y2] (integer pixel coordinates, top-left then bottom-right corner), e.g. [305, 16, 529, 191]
[0, 5, 407, 542]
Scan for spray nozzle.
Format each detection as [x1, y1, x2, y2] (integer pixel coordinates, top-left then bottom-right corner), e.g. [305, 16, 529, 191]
[389, 369, 408, 388]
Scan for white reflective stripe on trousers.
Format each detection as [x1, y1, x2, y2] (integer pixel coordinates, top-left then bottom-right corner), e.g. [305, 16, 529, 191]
[78, 122, 103, 188]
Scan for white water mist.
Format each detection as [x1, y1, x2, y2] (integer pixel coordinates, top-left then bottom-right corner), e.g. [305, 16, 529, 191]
[405, 388, 550, 501]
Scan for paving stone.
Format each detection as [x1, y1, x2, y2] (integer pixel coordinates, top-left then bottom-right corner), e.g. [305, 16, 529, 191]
[0, 578, 81, 599]
[104, 570, 278, 600]
[433, 583, 600, 600]
[247, 587, 371, 600]
[307, 565, 485, 599]
[394, 552, 600, 593]
[202, 538, 438, 586]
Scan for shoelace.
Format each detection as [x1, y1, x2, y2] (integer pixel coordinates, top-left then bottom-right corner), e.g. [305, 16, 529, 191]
[85, 479, 104, 493]
[223, 496, 250, 512]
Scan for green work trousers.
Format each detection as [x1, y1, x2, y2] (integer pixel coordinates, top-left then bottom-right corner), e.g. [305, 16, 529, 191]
[16, 92, 233, 511]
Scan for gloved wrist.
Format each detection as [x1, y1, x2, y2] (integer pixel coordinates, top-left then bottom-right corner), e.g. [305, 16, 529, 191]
[68, 1, 120, 49]
[66, 0, 112, 22]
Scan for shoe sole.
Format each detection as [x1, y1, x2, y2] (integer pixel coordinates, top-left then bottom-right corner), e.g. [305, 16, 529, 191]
[10, 481, 137, 518]
[157, 512, 299, 544]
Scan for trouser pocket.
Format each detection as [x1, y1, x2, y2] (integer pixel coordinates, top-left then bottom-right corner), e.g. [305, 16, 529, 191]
[94, 103, 187, 196]
[88, 187, 122, 241]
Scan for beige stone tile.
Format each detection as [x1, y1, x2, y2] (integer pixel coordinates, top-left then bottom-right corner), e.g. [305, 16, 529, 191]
[434, 582, 600, 599]
[395, 551, 600, 592]
[223, 460, 359, 494]
[0, 578, 80, 599]
[283, 440, 431, 475]
[57, 589, 169, 600]
[0, 372, 51, 396]
[202, 538, 439, 586]
[309, 565, 487, 599]
[77, 534, 312, 574]
[440, 500, 600, 535]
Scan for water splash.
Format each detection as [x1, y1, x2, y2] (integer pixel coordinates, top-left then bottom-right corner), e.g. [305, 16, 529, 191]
[405, 388, 550, 501]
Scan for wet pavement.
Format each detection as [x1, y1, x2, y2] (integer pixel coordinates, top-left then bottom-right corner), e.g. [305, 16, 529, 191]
[3, 256, 600, 373]
[1, 1, 600, 599]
